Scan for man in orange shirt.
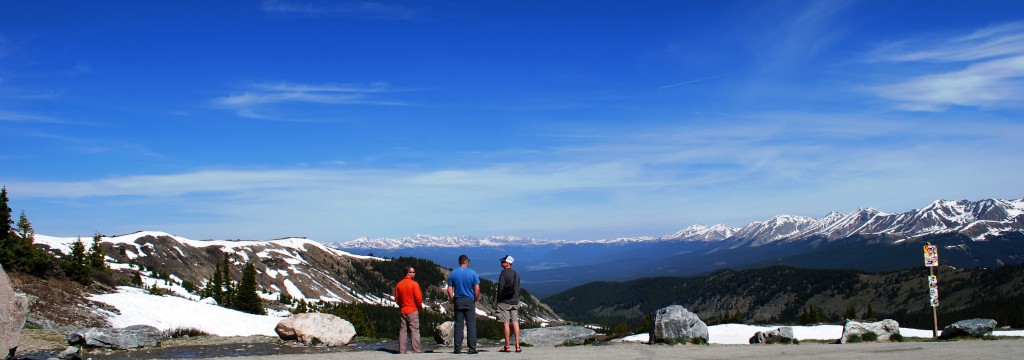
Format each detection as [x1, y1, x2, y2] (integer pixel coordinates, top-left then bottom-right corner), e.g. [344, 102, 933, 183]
[395, 265, 424, 354]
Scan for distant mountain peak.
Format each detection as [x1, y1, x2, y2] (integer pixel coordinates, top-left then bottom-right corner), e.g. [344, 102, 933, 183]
[333, 198, 1024, 250]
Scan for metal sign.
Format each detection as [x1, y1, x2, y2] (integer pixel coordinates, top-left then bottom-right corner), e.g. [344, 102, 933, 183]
[928, 275, 939, 307]
[923, 245, 939, 267]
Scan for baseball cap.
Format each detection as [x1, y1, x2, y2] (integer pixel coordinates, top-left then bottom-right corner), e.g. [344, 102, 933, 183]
[500, 255, 515, 264]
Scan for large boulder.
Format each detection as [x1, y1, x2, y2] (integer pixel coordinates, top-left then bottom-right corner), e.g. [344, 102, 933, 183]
[940, 318, 997, 339]
[649, 305, 708, 344]
[749, 326, 797, 344]
[520, 326, 596, 347]
[67, 325, 162, 349]
[433, 321, 467, 346]
[840, 319, 900, 343]
[275, 313, 356, 346]
[1, 264, 30, 358]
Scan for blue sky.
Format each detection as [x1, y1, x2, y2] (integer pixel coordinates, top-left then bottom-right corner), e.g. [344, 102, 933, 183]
[2, 1, 1023, 242]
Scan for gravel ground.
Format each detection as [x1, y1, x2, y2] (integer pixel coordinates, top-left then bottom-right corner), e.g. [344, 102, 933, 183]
[15, 329, 1024, 360]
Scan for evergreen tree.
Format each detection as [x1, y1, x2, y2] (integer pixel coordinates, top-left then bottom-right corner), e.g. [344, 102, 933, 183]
[206, 267, 224, 303]
[864, 304, 876, 320]
[843, 303, 858, 320]
[221, 254, 234, 307]
[0, 191, 56, 276]
[0, 187, 15, 271]
[63, 238, 91, 285]
[0, 186, 11, 238]
[232, 262, 265, 315]
[798, 304, 822, 324]
[131, 271, 144, 287]
[16, 211, 33, 240]
[294, 299, 308, 314]
[87, 233, 110, 273]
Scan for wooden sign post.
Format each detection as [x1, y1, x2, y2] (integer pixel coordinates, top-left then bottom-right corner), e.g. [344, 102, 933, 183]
[923, 243, 939, 338]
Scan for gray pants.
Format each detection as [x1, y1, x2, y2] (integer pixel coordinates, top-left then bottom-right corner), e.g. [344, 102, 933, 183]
[399, 311, 421, 353]
[453, 297, 477, 352]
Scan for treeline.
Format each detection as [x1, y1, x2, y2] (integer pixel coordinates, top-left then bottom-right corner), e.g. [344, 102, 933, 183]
[348, 256, 449, 302]
[197, 254, 265, 315]
[0, 186, 112, 286]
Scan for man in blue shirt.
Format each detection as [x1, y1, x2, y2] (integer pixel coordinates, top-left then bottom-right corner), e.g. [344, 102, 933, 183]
[446, 254, 480, 354]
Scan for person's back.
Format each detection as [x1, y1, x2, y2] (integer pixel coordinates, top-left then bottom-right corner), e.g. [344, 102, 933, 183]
[446, 254, 480, 354]
[395, 277, 422, 314]
[449, 266, 479, 299]
[498, 266, 520, 305]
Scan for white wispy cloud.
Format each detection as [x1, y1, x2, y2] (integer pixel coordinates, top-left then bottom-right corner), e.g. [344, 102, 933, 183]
[870, 22, 1024, 111]
[0, 110, 65, 123]
[13, 112, 1024, 241]
[260, 0, 425, 20]
[212, 81, 407, 120]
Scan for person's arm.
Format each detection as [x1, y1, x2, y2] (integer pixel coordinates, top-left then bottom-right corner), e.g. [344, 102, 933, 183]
[497, 271, 508, 299]
[473, 284, 481, 302]
[447, 283, 454, 302]
[415, 283, 424, 311]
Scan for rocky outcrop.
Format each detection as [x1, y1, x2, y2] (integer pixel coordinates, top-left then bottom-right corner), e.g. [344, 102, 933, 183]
[939, 318, 997, 339]
[649, 305, 708, 344]
[56, 345, 82, 360]
[1, 264, 30, 358]
[432, 321, 467, 346]
[519, 326, 596, 347]
[840, 319, 900, 343]
[749, 326, 796, 344]
[66, 325, 162, 349]
[275, 313, 356, 346]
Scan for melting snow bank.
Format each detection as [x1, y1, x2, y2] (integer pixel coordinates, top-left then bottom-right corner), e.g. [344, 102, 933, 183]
[617, 324, 1024, 345]
[89, 287, 286, 337]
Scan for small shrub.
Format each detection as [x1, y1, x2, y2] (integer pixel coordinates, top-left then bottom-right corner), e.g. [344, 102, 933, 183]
[166, 327, 211, 338]
[846, 334, 863, 343]
[890, 333, 904, 342]
[663, 336, 688, 345]
[862, 331, 878, 342]
[690, 337, 708, 345]
[310, 337, 323, 346]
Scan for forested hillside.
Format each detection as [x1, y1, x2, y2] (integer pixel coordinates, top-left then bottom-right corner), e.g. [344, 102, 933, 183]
[545, 265, 1024, 334]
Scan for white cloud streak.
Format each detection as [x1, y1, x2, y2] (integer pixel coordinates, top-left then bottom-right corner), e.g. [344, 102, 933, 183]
[212, 81, 407, 120]
[260, 1, 424, 20]
[13, 113, 1024, 241]
[0, 110, 65, 123]
[870, 22, 1024, 111]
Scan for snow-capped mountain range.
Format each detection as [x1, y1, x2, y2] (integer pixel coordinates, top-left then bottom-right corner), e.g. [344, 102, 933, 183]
[33, 231, 564, 323]
[337, 198, 1024, 249]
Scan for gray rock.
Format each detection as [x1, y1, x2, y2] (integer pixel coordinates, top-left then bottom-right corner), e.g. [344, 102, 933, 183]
[58, 345, 82, 360]
[67, 325, 162, 349]
[840, 319, 900, 343]
[520, 326, 596, 347]
[432, 321, 467, 346]
[940, 318, 997, 339]
[1, 264, 30, 358]
[749, 326, 796, 344]
[649, 305, 709, 344]
[275, 313, 356, 346]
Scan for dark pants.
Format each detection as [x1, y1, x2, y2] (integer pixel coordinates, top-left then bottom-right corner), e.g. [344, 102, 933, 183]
[453, 297, 477, 352]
